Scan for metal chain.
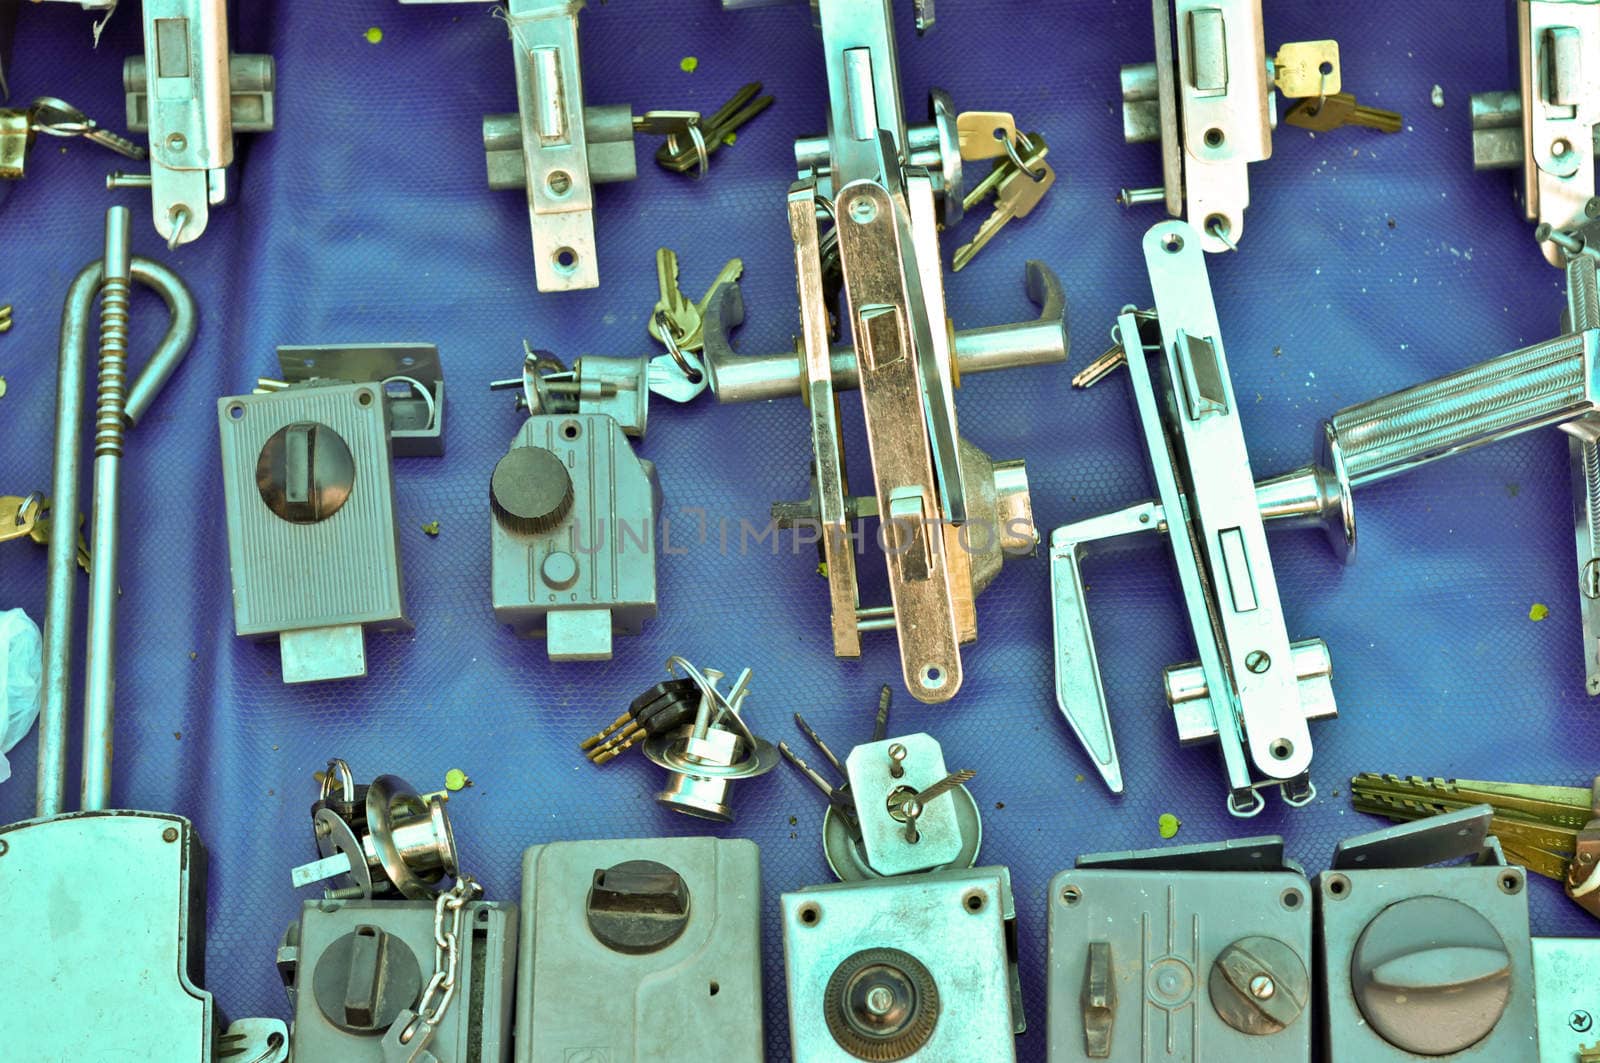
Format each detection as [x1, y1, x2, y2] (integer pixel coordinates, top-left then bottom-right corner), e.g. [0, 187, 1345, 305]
[400, 875, 482, 1044]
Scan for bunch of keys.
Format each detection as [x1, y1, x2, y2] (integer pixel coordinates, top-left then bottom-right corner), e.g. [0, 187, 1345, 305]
[0, 494, 90, 571]
[951, 130, 1056, 271]
[1, 97, 146, 182]
[653, 82, 774, 177]
[644, 247, 744, 402]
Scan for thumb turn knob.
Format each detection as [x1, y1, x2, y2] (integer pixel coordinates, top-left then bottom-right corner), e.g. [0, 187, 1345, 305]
[491, 446, 574, 534]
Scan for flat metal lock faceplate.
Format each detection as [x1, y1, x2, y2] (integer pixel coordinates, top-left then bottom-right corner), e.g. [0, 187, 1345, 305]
[1532, 938, 1600, 1062]
[0, 811, 215, 1060]
[1046, 865, 1312, 1061]
[515, 837, 764, 1063]
[490, 413, 660, 661]
[1315, 863, 1539, 1061]
[281, 899, 518, 1062]
[782, 866, 1022, 1062]
[845, 733, 963, 876]
[217, 381, 410, 683]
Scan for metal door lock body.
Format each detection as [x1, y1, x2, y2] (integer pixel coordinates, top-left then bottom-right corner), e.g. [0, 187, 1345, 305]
[1051, 220, 1334, 815]
[490, 353, 661, 660]
[218, 345, 442, 684]
[116, 1, 276, 248]
[516, 837, 764, 1063]
[716, 0, 1071, 702]
[277, 898, 517, 1063]
[782, 866, 1025, 1061]
[1316, 806, 1539, 1062]
[408, 0, 716, 291]
[1472, 0, 1600, 267]
[1119, 1, 1341, 252]
[1047, 836, 1312, 1061]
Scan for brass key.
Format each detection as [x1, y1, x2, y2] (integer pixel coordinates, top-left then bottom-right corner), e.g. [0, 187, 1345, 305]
[1271, 41, 1341, 98]
[1284, 93, 1402, 134]
[647, 247, 700, 349]
[682, 257, 745, 353]
[955, 111, 1018, 161]
[0, 493, 42, 544]
[962, 132, 1048, 214]
[951, 159, 1056, 272]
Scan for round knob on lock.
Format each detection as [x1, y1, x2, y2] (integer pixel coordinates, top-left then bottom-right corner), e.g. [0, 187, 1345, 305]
[1208, 935, 1308, 1036]
[256, 421, 356, 524]
[1350, 896, 1513, 1055]
[491, 446, 573, 534]
[311, 924, 422, 1034]
[586, 859, 692, 954]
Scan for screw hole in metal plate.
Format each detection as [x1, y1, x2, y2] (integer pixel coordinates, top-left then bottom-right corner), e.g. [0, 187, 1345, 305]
[963, 889, 987, 913]
[1060, 884, 1082, 906]
[1162, 232, 1184, 254]
[1325, 873, 1351, 898]
[561, 420, 581, 440]
[1499, 871, 1522, 894]
[798, 902, 821, 926]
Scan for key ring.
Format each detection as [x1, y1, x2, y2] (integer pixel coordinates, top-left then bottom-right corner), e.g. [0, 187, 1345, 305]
[653, 310, 704, 384]
[1002, 131, 1048, 183]
[666, 123, 710, 181]
[28, 97, 93, 137]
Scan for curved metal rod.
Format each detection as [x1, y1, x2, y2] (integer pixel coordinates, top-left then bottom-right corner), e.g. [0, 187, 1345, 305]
[37, 213, 198, 819]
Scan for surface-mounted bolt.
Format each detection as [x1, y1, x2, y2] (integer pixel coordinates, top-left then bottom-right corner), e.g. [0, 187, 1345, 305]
[1572, 1010, 1594, 1033]
[1245, 650, 1271, 674]
[162, 827, 179, 842]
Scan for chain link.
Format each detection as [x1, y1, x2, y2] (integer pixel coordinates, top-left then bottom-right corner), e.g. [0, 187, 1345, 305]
[400, 875, 482, 1044]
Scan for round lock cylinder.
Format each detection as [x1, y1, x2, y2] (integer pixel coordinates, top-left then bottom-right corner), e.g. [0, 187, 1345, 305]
[585, 859, 691, 954]
[1207, 935, 1308, 1036]
[257, 421, 356, 523]
[308, 772, 459, 900]
[823, 947, 940, 1061]
[1350, 896, 1513, 1056]
[310, 925, 422, 1034]
[491, 445, 574, 534]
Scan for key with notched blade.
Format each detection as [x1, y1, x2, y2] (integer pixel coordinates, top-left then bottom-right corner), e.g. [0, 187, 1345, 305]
[1284, 92, 1402, 134]
[952, 157, 1056, 271]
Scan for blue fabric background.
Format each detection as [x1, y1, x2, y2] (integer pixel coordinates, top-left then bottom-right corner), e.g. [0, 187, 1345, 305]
[2, 2, 1596, 1058]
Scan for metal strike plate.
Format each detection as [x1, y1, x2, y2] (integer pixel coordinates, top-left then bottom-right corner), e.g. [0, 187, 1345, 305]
[281, 899, 517, 1062]
[845, 734, 963, 876]
[782, 866, 1023, 1062]
[217, 381, 411, 683]
[1316, 815, 1538, 1062]
[504, 0, 600, 291]
[1048, 843, 1312, 1061]
[516, 838, 763, 1063]
[489, 413, 660, 660]
[275, 344, 445, 457]
[0, 812, 217, 1060]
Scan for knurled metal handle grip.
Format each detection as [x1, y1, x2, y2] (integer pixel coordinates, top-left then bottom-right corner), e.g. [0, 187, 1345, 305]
[1328, 330, 1593, 485]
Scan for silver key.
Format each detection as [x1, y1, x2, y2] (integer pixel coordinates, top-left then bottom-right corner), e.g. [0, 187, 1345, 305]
[647, 352, 709, 403]
[29, 97, 147, 161]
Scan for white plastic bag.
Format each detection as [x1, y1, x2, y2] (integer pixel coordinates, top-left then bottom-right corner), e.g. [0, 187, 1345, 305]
[0, 608, 43, 784]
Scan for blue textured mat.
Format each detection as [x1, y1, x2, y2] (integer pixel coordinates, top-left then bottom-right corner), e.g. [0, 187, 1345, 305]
[2, 2, 1596, 1059]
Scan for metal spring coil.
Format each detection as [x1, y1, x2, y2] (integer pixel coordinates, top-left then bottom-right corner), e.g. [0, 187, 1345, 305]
[94, 275, 129, 457]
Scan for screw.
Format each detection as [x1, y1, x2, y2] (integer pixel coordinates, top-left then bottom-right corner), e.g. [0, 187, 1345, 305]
[1245, 650, 1271, 674]
[902, 798, 922, 844]
[1250, 974, 1276, 1000]
[1572, 1011, 1594, 1033]
[162, 827, 179, 843]
[865, 986, 895, 1017]
[887, 743, 907, 779]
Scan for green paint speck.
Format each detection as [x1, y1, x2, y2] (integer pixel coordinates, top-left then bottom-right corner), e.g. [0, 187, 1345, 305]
[1158, 813, 1181, 839]
[679, 56, 699, 74]
[723, 131, 738, 146]
[445, 768, 469, 791]
[1506, 482, 1520, 498]
[365, 26, 383, 44]
[422, 521, 440, 537]
[1529, 602, 1550, 622]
